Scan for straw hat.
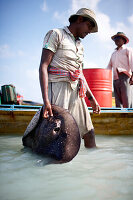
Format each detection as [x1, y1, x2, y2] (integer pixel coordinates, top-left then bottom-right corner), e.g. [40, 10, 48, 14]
[69, 8, 98, 33]
[111, 32, 129, 44]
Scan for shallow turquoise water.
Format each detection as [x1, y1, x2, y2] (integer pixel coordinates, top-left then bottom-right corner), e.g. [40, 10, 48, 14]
[0, 135, 133, 200]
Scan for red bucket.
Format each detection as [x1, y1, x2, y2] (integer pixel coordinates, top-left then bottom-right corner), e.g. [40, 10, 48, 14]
[83, 68, 112, 107]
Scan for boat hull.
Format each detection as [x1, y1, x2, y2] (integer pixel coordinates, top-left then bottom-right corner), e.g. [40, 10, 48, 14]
[92, 112, 133, 135]
[0, 105, 133, 135]
[0, 110, 36, 134]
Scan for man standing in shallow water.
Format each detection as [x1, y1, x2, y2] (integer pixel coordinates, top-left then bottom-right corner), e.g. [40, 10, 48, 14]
[39, 8, 101, 148]
[107, 32, 133, 108]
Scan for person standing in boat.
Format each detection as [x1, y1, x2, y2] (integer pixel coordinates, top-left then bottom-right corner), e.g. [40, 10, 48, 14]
[39, 8, 101, 148]
[107, 32, 133, 108]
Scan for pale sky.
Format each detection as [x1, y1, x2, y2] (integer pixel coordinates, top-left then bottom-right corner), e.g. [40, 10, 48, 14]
[0, 0, 133, 103]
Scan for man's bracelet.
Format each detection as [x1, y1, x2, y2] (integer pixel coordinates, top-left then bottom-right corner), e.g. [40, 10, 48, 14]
[88, 96, 93, 100]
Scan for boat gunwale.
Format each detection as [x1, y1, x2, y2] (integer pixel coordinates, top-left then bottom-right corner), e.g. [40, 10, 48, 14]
[0, 104, 133, 113]
[0, 105, 133, 135]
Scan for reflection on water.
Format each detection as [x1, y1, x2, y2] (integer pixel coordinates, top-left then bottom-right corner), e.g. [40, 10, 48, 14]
[0, 135, 133, 200]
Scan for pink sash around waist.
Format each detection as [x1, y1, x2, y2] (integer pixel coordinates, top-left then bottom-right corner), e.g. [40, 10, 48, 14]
[48, 66, 86, 98]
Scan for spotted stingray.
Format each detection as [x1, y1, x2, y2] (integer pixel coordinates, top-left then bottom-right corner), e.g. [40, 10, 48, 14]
[22, 105, 81, 163]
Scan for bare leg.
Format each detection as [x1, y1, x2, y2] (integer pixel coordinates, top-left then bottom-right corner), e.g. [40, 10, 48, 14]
[83, 129, 96, 148]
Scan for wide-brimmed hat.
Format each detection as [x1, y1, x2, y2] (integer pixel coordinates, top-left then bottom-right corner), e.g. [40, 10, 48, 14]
[111, 32, 129, 44]
[69, 8, 98, 33]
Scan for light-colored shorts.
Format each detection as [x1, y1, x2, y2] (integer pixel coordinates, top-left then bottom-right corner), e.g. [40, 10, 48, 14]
[48, 81, 94, 138]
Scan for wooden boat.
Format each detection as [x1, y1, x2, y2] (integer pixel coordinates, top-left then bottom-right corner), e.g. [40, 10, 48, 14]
[0, 105, 133, 135]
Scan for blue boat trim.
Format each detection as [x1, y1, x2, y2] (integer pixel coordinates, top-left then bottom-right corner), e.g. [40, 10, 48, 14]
[88, 107, 133, 113]
[0, 104, 133, 113]
[0, 104, 41, 111]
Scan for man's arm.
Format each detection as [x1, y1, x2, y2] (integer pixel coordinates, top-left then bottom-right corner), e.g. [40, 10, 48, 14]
[127, 48, 133, 85]
[86, 89, 101, 114]
[81, 73, 101, 114]
[107, 58, 112, 70]
[39, 48, 55, 118]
